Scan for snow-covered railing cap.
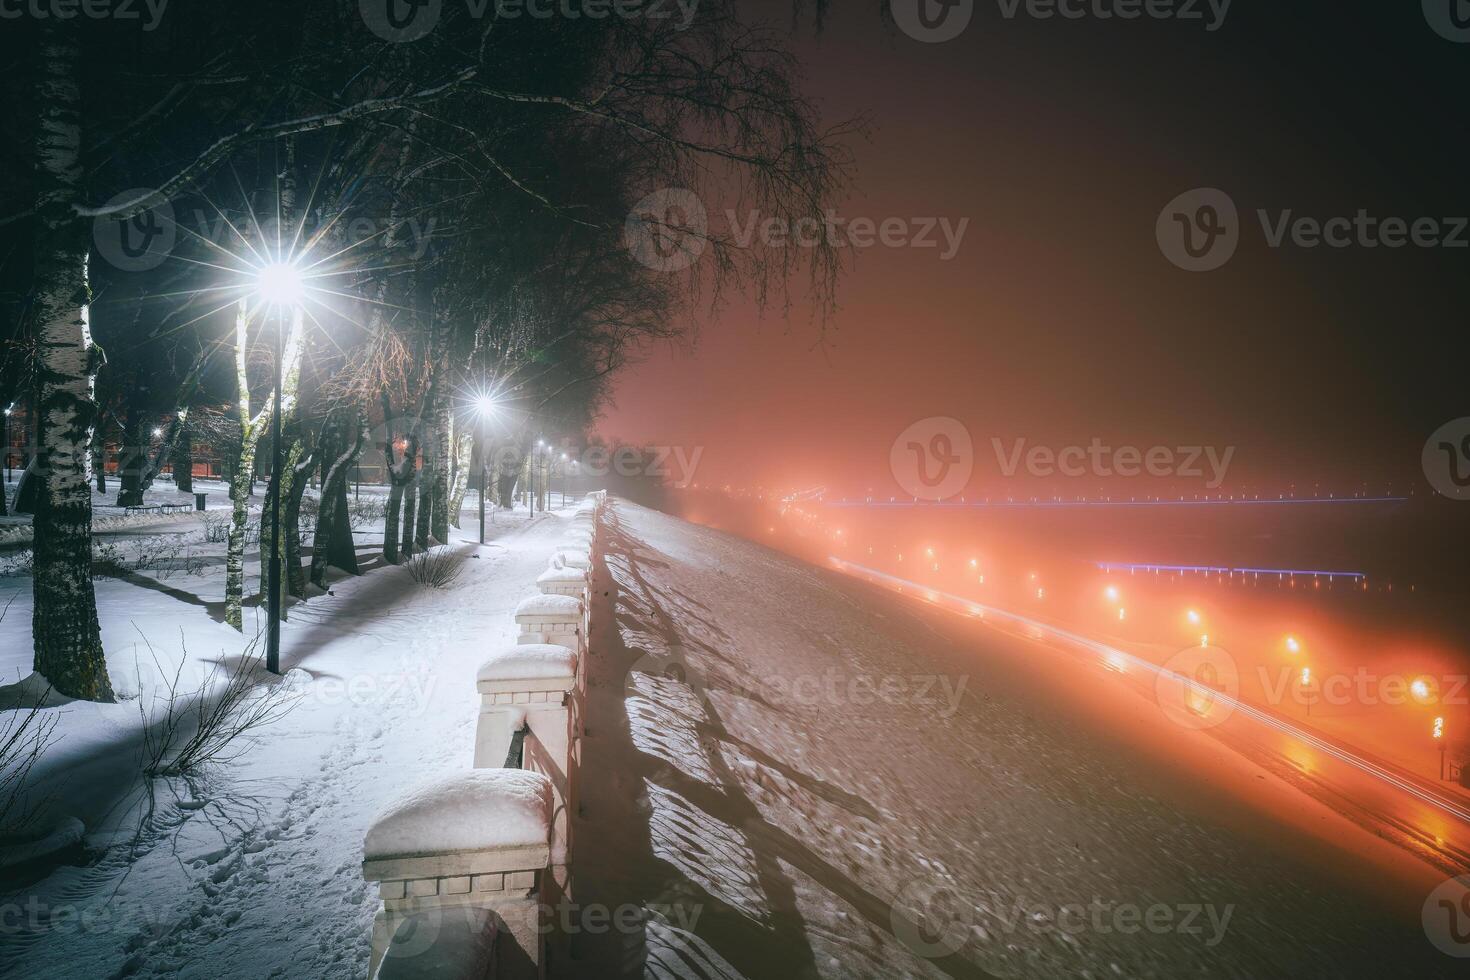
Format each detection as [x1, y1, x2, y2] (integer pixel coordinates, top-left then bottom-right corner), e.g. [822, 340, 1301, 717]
[513, 593, 582, 621]
[363, 769, 551, 864]
[476, 644, 576, 688]
[553, 551, 591, 572]
[536, 566, 586, 586]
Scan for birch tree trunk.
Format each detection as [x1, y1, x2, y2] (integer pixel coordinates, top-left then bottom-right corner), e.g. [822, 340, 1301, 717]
[430, 401, 451, 541]
[447, 426, 472, 528]
[284, 441, 317, 598]
[30, 23, 112, 700]
[225, 301, 304, 629]
[310, 412, 366, 588]
[399, 471, 419, 560]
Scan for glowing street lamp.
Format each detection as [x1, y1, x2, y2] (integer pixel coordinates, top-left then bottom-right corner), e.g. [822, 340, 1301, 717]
[1104, 585, 1119, 602]
[1285, 635, 1300, 654]
[1186, 609, 1201, 625]
[256, 261, 305, 307]
[1411, 678, 1432, 703]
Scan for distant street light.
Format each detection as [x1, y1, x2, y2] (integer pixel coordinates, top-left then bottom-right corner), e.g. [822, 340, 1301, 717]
[471, 394, 498, 543]
[1186, 609, 1201, 625]
[1285, 635, 1300, 654]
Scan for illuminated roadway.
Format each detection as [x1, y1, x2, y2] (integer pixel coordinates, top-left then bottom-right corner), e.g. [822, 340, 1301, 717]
[831, 557, 1470, 877]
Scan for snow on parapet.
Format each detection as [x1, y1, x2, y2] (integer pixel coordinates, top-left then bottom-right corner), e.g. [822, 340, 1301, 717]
[514, 594, 582, 619]
[477, 644, 576, 683]
[537, 566, 586, 585]
[364, 769, 551, 860]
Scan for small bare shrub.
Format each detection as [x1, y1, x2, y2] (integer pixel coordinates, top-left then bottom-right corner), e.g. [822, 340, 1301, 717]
[91, 540, 129, 578]
[202, 511, 231, 543]
[0, 597, 56, 835]
[348, 497, 388, 530]
[137, 633, 300, 777]
[405, 547, 463, 589]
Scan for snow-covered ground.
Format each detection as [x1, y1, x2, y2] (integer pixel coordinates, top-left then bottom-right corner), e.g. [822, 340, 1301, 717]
[569, 500, 1461, 978]
[0, 499, 577, 979]
[3, 495, 1463, 978]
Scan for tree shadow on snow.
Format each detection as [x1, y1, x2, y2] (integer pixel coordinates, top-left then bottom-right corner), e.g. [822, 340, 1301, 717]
[570, 505, 997, 980]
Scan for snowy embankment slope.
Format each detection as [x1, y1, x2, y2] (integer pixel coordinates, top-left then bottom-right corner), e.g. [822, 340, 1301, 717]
[570, 501, 1458, 979]
[0, 507, 574, 980]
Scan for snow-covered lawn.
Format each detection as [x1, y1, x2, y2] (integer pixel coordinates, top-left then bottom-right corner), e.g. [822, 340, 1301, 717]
[570, 501, 1459, 979]
[0, 503, 577, 979]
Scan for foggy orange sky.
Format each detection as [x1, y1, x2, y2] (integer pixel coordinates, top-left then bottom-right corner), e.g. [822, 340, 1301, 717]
[600, 4, 1467, 496]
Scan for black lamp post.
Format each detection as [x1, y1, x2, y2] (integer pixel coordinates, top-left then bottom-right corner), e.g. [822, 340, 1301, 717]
[256, 262, 304, 676]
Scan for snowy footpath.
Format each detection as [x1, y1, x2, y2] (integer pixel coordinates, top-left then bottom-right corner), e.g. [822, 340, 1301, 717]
[0, 507, 575, 979]
[568, 501, 1459, 979]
